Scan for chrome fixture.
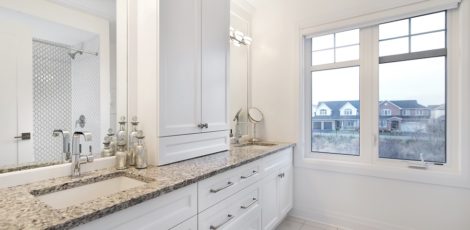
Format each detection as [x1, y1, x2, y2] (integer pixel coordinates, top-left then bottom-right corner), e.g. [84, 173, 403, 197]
[232, 108, 243, 144]
[52, 129, 71, 161]
[71, 131, 94, 177]
[248, 107, 264, 143]
[33, 39, 99, 59]
[230, 27, 252, 46]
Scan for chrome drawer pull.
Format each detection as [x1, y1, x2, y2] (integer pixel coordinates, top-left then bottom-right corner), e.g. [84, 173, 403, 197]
[210, 214, 234, 230]
[240, 170, 258, 179]
[241, 198, 257, 209]
[210, 181, 234, 193]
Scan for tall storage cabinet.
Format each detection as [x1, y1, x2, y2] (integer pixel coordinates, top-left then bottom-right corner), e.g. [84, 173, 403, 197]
[133, 0, 230, 165]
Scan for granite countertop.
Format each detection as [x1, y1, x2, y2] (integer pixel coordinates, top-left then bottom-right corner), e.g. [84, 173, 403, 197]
[0, 142, 295, 230]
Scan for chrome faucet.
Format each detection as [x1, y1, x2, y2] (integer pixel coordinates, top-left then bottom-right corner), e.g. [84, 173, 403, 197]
[52, 129, 71, 162]
[71, 131, 94, 177]
[232, 109, 244, 144]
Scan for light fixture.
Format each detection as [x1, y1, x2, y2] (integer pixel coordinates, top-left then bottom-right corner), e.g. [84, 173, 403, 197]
[229, 27, 252, 46]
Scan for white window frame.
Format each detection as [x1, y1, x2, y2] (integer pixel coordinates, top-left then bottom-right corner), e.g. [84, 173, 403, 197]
[319, 109, 327, 115]
[298, 2, 470, 188]
[382, 109, 392, 116]
[344, 108, 353, 115]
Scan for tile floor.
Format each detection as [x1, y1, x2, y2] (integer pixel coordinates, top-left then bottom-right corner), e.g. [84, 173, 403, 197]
[275, 216, 339, 230]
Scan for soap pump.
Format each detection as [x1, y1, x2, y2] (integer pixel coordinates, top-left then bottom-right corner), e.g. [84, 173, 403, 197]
[134, 130, 148, 169]
[127, 116, 139, 166]
[115, 134, 128, 170]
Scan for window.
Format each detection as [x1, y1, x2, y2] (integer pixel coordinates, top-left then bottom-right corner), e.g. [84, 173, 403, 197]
[310, 29, 360, 156]
[312, 29, 359, 65]
[306, 11, 451, 166]
[379, 12, 446, 163]
[382, 109, 391, 116]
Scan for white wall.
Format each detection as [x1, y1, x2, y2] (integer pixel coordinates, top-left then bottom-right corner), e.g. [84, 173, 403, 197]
[249, 0, 470, 229]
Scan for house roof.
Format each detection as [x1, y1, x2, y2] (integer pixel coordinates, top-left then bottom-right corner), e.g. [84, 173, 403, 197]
[385, 100, 427, 109]
[318, 100, 360, 111]
[314, 100, 359, 120]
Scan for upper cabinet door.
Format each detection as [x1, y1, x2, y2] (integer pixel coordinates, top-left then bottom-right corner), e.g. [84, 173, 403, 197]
[160, 0, 202, 137]
[201, 0, 230, 133]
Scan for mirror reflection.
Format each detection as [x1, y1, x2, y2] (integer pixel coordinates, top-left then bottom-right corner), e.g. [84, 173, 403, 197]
[0, 0, 125, 172]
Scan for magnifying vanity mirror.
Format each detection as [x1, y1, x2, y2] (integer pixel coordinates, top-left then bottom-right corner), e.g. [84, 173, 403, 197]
[248, 107, 264, 142]
[0, 0, 128, 173]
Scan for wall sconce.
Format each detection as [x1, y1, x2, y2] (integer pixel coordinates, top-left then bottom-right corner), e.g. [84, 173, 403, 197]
[230, 27, 252, 46]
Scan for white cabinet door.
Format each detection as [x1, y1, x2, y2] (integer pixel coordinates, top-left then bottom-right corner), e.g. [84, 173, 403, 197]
[159, 0, 202, 137]
[201, 0, 229, 133]
[278, 165, 293, 217]
[260, 172, 280, 230]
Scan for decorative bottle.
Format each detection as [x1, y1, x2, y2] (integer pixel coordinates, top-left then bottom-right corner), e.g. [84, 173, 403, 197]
[101, 136, 113, 157]
[127, 116, 139, 166]
[106, 128, 117, 155]
[134, 130, 148, 169]
[115, 137, 127, 170]
[117, 116, 127, 149]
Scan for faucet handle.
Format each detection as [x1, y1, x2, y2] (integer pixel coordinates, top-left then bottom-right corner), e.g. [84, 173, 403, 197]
[87, 146, 94, 162]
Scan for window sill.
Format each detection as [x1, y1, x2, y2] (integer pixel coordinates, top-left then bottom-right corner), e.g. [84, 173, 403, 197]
[295, 153, 470, 189]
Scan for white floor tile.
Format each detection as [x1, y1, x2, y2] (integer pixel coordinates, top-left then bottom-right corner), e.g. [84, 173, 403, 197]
[275, 220, 303, 230]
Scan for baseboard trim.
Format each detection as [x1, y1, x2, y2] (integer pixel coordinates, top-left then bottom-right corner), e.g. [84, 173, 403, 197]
[289, 206, 413, 230]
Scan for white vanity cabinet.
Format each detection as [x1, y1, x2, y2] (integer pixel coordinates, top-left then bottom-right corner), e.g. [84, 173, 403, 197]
[260, 149, 294, 230]
[75, 184, 198, 230]
[75, 147, 293, 230]
[135, 0, 230, 165]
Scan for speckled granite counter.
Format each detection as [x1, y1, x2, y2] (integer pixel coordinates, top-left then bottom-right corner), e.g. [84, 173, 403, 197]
[0, 142, 294, 230]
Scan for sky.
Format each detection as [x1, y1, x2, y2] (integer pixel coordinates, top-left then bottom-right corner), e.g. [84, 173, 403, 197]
[311, 56, 446, 107]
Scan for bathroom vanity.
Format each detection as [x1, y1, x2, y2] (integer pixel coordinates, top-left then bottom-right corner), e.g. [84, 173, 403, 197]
[0, 143, 294, 230]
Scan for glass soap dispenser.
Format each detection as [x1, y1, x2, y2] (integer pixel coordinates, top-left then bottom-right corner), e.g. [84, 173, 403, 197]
[135, 130, 148, 169]
[117, 116, 127, 149]
[106, 128, 117, 155]
[115, 136, 128, 170]
[101, 136, 113, 157]
[127, 116, 139, 166]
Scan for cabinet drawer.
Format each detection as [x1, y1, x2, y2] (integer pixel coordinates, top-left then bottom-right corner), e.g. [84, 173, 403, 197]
[225, 205, 261, 230]
[158, 131, 229, 165]
[75, 184, 197, 230]
[198, 160, 261, 212]
[261, 148, 293, 176]
[199, 183, 260, 230]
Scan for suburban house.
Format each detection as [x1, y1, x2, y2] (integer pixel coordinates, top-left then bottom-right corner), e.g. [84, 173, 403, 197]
[312, 100, 437, 132]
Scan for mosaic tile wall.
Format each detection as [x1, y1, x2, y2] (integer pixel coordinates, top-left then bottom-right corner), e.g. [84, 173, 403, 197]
[33, 40, 72, 162]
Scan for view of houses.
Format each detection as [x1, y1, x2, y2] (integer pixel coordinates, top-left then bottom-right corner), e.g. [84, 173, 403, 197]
[312, 100, 445, 133]
[311, 100, 446, 162]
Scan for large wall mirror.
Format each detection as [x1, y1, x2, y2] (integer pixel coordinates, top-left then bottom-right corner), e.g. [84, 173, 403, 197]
[0, 0, 128, 172]
[229, 3, 252, 139]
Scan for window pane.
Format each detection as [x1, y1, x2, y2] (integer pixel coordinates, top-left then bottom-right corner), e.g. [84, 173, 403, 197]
[411, 31, 445, 52]
[336, 45, 359, 62]
[312, 49, 334, 66]
[336, 29, 359, 47]
[379, 57, 446, 163]
[379, 19, 409, 40]
[312, 34, 334, 51]
[411, 12, 446, 34]
[311, 67, 360, 155]
[379, 37, 408, 56]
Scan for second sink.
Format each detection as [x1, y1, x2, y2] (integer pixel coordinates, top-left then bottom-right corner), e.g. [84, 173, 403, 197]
[35, 176, 147, 209]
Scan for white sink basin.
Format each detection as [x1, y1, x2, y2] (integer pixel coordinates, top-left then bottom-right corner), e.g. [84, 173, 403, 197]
[36, 176, 147, 209]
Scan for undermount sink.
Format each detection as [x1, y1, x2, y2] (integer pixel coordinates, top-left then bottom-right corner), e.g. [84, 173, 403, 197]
[35, 176, 147, 209]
